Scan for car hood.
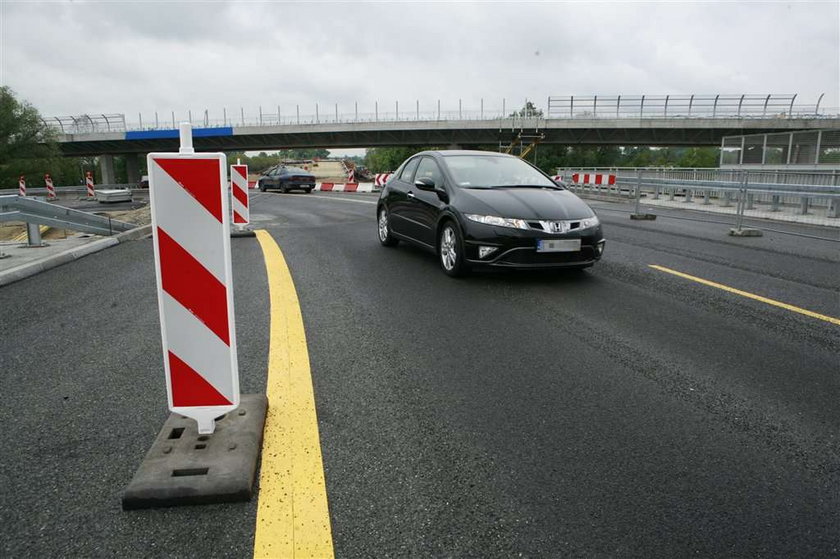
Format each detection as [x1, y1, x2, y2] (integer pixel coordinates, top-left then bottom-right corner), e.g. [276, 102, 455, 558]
[456, 187, 595, 220]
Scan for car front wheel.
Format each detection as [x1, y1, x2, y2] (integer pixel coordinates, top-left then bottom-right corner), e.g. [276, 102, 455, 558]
[259, 181, 266, 192]
[439, 221, 468, 277]
[377, 207, 399, 247]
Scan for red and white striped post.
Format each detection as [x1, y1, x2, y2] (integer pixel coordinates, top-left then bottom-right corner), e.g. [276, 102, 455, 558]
[147, 123, 239, 434]
[85, 171, 95, 199]
[18, 175, 26, 197]
[45, 174, 57, 200]
[347, 168, 356, 184]
[230, 160, 250, 227]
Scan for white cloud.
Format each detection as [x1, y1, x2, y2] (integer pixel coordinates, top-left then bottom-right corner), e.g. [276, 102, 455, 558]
[1, 0, 837, 122]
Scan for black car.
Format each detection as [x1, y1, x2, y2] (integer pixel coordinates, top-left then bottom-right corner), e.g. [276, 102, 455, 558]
[258, 165, 316, 193]
[376, 150, 605, 276]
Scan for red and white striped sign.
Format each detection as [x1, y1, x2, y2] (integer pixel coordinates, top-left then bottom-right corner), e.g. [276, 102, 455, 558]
[374, 173, 392, 187]
[147, 149, 239, 434]
[347, 169, 356, 183]
[315, 182, 375, 192]
[45, 174, 56, 200]
[571, 173, 616, 186]
[18, 175, 25, 196]
[85, 171, 95, 198]
[231, 163, 249, 225]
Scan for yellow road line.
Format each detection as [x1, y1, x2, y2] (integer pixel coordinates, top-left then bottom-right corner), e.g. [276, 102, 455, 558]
[649, 264, 840, 326]
[254, 230, 334, 559]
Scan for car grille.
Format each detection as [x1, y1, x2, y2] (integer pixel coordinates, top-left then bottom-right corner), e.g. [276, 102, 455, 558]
[498, 246, 595, 265]
[527, 220, 583, 233]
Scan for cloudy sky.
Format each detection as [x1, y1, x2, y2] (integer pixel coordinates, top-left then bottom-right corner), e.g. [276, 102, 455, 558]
[1, 0, 838, 128]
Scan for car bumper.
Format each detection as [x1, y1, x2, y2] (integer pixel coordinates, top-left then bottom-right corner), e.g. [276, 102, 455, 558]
[462, 221, 605, 269]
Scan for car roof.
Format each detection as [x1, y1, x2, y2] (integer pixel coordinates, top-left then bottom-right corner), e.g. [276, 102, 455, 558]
[417, 149, 512, 158]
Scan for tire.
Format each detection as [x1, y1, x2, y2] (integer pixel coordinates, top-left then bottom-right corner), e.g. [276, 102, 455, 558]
[259, 182, 266, 192]
[304, 188, 312, 194]
[438, 221, 468, 277]
[280, 185, 289, 194]
[377, 207, 399, 247]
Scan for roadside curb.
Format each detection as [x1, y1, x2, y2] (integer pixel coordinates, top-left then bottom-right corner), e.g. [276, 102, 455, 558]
[0, 224, 153, 288]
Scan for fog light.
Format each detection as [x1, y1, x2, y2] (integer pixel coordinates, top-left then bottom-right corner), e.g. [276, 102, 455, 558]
[478, 246, 498, 259]
[595, 240, 606, 256]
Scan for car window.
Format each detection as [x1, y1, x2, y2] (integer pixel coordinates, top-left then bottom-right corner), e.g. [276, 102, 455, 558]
[415, 157, 444, 187]
[399, 157, 421, 182]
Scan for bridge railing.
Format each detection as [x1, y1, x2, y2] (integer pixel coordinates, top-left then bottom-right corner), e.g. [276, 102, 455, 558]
[43, 94, 837, 135]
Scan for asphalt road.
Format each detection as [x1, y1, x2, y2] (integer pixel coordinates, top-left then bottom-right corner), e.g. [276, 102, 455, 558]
[1, 190, 838, 557]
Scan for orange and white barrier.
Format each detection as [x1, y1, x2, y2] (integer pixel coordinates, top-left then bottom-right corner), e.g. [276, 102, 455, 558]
[85, 171, 95, 198]
[147, 123, 239, 434]
[571, 173, 616, 186]
[374, 173, 393, 187]
[45, 174, 56, 200]
[230, 163, 249, 225]
[18, 175, 25, 197]
[314, 182, 375, 193]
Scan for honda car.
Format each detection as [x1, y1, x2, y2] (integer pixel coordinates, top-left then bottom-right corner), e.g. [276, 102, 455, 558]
[376, 150, 605, 276]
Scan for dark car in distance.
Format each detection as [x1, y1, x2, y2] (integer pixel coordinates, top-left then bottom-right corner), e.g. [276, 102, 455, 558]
[376, 150, 605, 276]
[258, 165, 316, 193]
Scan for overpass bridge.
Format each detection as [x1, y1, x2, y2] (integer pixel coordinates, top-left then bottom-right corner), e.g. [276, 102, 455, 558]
[45, 94, 840, 182]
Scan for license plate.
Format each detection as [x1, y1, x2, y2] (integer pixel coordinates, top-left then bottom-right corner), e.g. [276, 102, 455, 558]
[536, 239, 581, 252]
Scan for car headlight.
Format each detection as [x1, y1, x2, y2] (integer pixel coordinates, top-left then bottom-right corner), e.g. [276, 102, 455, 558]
[465, 214, 529, 230]
[580, 216, 600, 229]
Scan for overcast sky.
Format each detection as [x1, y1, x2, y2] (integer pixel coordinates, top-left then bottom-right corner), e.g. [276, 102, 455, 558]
[1, 0, 838, 133]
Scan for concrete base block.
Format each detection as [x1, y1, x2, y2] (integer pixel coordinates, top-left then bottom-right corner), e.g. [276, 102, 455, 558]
[122, 393, 268, 510]
[630, 213, 657, 220]
[230, 228, 256, 238]
[728, 228, 763, 237]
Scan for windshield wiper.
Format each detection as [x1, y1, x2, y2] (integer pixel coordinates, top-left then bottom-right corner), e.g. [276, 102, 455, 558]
[489, 184, 564, 190]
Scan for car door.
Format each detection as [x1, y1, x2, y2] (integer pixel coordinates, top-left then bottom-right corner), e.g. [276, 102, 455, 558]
[266, 167, 280, 188]
[407, 156, 447, 247]
[387, 156, 421, 238]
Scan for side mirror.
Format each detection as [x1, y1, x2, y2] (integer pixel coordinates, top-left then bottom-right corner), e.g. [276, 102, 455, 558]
[414, 177, 436, 191]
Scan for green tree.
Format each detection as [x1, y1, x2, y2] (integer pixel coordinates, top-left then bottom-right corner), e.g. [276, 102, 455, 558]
[510, 101, 544, 118]
[365, 146, 437, 173]
[0, 86, 65, 188]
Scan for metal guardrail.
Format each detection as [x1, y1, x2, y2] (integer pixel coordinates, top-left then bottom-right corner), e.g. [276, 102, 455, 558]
[0, 184, 137, 196]
[43, 94, 838, 134]
[0, 195, 137, 238]
[557, 172, 840, 220]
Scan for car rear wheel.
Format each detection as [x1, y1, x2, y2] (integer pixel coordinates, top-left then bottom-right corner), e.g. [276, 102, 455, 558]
[439, 221, 468, 277]
[280, 185, 288, 193]
[378, 207, 399, 247]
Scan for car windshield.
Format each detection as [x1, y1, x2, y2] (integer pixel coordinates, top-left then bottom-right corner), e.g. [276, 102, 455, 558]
[443, 154, 559, 189]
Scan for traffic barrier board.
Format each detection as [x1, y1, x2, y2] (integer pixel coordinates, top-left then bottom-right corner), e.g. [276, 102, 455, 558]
[85, 171, 95, 198]
[147, 124, 239, 434]
[18, 175, 25, 197]
[231, 163, 249, 225]
[45, 174, 56, 200]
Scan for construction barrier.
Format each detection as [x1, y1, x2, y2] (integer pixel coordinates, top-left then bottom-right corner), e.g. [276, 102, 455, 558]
[314, 182, 376, 193]
[147, 123, 239, 434]
[231, 162, 250, 225]
[18, 175, 25, 197]
[45, 174, 56, 200]
[571, 173, 617, 186]
[85, 171, 96, 198]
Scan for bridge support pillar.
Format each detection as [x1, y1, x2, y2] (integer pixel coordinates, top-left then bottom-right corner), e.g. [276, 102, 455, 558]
[99, 154, 116, 185]
[125, 154, 141, 185]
